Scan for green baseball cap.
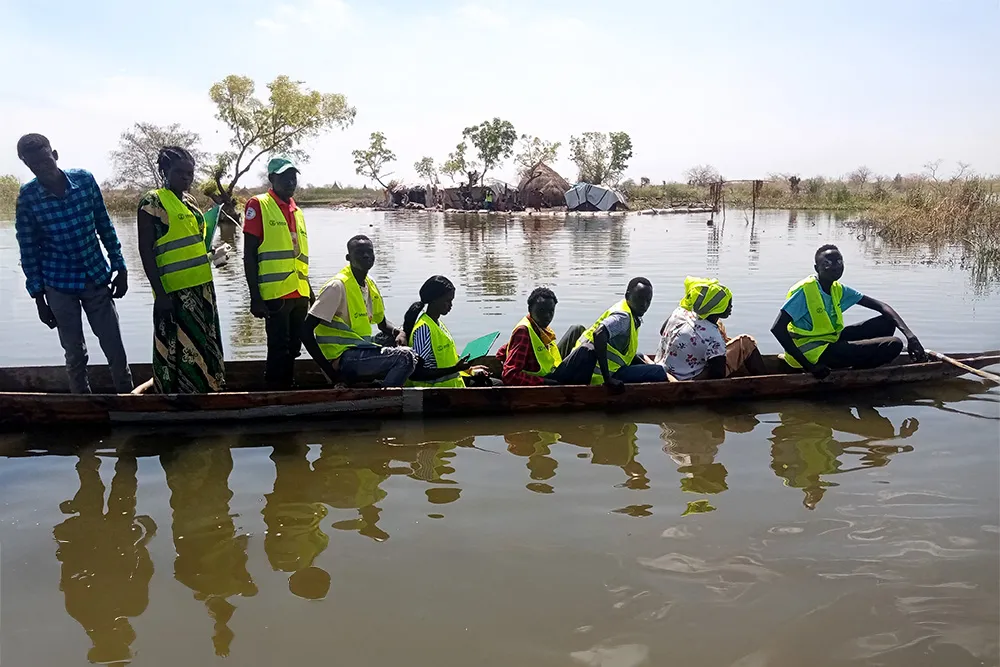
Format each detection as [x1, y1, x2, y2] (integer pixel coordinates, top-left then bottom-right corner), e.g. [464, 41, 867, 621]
[267, 157, 299, 175]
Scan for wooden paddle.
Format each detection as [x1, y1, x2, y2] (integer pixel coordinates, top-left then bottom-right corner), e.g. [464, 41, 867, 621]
[926, 350, 1000, 385]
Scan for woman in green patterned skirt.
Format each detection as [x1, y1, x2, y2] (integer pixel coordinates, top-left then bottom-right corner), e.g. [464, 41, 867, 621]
[136, 146, 226, 393]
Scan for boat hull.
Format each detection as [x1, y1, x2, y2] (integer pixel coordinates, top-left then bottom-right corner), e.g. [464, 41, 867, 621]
[0, 352, 996, 429]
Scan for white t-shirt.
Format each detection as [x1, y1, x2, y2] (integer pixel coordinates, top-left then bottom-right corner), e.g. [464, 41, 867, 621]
[654, 307, 726, 380]
[308, 278, 374, 325]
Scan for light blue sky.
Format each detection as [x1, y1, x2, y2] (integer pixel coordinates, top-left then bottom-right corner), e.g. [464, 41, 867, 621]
[1, 0, 997, 186]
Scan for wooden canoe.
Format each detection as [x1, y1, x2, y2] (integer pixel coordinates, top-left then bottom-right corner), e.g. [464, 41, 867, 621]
[0, 351, 996, 430]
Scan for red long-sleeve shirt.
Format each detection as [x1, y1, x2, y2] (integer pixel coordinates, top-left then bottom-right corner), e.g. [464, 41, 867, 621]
[496, 322, 552, 386]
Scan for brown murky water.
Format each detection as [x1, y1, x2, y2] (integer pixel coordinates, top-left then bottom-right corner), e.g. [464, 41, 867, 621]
[0, 210, 997, 666]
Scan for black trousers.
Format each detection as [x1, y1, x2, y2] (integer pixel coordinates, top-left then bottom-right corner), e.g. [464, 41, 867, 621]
[264, 297, 310, 389]
[819, 314, 903, 370]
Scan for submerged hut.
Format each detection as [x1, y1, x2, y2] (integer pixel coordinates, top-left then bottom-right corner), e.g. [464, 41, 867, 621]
[518, 162, 571, 209]
[564, 183, 629, 212]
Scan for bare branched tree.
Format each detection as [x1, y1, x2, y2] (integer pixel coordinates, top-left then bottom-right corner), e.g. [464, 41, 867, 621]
[109, 122, 208, 190]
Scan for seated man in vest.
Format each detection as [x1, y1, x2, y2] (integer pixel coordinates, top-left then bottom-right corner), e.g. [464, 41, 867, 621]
[495, 287, 576, 385]
[302, 235, 418, 387]
[244, 158, 312, 390]
[549, 277, 668, 390]
[770, 244, 926, 379]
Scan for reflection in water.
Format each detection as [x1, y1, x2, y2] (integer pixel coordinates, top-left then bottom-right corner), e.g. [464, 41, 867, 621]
[315, 444, 393, 542]
[706, 227, 720, 274]
[263, 444, 331, 600]
[562, 421, 650, 491]
[769, 405, 918, 509]
[660, 410, 760, 496]
[505, 430, 560, 494]
[161, 444, 258, 657]
[53, 454, 155, 666]
[787, 209, 798, 230]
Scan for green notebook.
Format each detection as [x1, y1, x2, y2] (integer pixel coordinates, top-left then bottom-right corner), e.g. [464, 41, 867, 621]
[461, 332, 501, 360]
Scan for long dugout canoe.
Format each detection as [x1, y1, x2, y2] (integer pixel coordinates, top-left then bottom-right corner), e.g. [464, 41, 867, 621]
[0, 352, 997, 429]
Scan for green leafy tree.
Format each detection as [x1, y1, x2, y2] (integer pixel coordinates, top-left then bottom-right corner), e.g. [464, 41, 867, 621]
[514, 135, 561, 180]
[461, 118, 517, 183]
[569, 131, 633, 185]
[414, 156, 439, 185]
[352, 132, 396, 189]
[441, 142, 478, 184]
[209, 74, 356, 198]
[109, 122, 208, 190]
[0, 173, 20, 208]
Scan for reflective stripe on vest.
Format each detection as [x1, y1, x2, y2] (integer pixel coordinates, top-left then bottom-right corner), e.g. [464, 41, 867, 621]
[575, 299, 638, 385]
[407, 314, 464, 388]
[315, 267, 385, 361]
[511, 316, 562, 377]
[152, 189, 212, 294]
[256, 192, 310, 300]
[781, 276, 844, 368]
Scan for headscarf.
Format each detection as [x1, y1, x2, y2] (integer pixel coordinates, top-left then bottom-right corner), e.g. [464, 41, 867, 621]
[679, 276, 732, 319]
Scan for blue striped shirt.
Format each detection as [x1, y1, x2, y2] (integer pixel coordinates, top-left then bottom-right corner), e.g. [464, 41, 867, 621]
[412, 325, 436, 367]
[14, 169, 125, 297]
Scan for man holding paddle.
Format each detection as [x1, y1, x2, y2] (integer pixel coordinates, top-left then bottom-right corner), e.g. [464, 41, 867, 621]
[771, 244, 926, 379]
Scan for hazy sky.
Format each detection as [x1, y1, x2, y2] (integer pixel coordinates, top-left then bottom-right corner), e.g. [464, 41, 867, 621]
[2, 0, 997, 187]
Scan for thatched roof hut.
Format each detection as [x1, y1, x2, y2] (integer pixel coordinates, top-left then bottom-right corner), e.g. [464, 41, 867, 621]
[518, 162, 571, 209]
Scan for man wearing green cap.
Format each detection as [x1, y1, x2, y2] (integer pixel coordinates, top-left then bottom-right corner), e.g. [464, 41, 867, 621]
[654, 277, 765, 380]
[243, 157, 312, 389]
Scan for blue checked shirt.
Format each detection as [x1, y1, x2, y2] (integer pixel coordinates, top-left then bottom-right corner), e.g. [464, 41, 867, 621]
[14, 169, 126, 297]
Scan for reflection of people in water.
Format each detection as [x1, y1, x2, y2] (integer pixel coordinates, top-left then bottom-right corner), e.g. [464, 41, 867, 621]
[559, 421, 650, 490]
[53, 454, 155, 666]
[505, 430, 560, 493]
[769, 404, 918, 509]
[314, 444, 393, 542]
[161, 444, 258, 657]
[262, 444, 331, 600]
[660, 410, 760, 494]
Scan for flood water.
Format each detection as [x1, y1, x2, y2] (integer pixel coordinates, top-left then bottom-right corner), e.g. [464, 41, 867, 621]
[0, 210, 998, 666]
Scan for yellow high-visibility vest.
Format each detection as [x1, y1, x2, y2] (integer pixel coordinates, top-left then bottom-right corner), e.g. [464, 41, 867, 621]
[509, 316, 561, 378]
[782, 276, 844, 368]
[575, 299, 638, 385]
[315, 266, 385, 360]
[406, 313, 464, 388]
[255, 192, 310, 300]
[153, 189, 213, 293]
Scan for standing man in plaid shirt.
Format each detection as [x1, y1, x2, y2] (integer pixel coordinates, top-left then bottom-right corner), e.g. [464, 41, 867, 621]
[14, 134, 133, 394]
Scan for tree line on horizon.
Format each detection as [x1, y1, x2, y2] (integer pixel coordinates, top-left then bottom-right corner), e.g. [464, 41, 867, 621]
[1, 73, 994, 207]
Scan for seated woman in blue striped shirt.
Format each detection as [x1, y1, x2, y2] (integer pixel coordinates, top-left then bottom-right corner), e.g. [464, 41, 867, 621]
[403, 276, 474, 387]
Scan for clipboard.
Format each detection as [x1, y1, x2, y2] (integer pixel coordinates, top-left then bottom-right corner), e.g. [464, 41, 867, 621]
[460, 331, 501, 359]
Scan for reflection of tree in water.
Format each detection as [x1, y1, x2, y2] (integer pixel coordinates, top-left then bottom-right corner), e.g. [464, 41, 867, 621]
[787, 209, 798, 230]
[263, 443, 331, 600]
[161, 444, 257, 657]
[660, 411, 760, 496]
[441, 215, 518, 302]
[54, 453, 155, 667]
[369, 212, 400, 293]
[472, 252, 518, 300]
[519, 218, 563, 285]
[568, 219, 630, 275]
[769, 404, 918, 509]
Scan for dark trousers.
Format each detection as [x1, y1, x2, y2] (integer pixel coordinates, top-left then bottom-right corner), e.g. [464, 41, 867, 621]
[264, 297, 310, 389]
[819, 314, 903, 370]
[46, 283, 133, 394]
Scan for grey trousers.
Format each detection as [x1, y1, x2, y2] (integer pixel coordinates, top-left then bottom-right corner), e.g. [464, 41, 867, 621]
[45, 284, 133, 394]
